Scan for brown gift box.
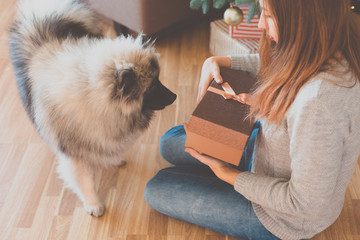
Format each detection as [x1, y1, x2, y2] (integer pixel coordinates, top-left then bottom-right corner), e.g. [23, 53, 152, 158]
[185, 68, 256, 165]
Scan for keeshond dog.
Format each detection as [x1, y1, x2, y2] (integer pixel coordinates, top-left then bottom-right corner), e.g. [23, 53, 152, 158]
[9, 0, 176, 217]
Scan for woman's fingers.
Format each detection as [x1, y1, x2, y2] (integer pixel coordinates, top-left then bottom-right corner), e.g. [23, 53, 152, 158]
[184, 148, 226, 168]
[196, 59, 223, 104]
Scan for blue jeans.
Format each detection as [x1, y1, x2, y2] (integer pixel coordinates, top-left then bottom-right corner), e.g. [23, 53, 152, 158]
[144, 125, 280, 240]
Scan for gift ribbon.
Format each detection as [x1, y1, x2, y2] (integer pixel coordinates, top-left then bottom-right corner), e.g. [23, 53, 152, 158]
[208, 82, 252, 105]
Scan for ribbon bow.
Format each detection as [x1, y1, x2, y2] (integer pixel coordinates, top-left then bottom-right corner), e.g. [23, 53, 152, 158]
[221, 82, 252, 105]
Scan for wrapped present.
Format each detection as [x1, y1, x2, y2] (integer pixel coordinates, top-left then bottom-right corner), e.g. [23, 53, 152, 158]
[230, 5, 262, 39]
[185, 68, 256, 165]
[210, 19, 259, 56]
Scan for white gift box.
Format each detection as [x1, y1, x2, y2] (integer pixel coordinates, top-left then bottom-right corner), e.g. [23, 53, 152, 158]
[209, 19, 259, 56]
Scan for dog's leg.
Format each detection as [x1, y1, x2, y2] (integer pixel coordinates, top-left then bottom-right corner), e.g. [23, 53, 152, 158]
[57, 155, 105, 217]
[71, 159, 105, 217]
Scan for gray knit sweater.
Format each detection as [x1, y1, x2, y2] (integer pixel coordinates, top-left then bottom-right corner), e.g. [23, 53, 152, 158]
[229, 54, 360, 240]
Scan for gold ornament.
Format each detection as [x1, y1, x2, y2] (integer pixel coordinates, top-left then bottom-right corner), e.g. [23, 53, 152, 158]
[223, 6, 244, 26]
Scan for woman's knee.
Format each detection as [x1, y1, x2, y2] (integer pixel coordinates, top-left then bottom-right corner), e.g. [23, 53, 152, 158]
[159, 125, 186, 162]
[144, 177, 158, 209]
[144, 169, 177, 213]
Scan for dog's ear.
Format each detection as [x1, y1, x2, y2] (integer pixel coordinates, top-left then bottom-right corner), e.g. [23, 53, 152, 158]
[115, 69, 136, 95]
[136, 33, 155, 48]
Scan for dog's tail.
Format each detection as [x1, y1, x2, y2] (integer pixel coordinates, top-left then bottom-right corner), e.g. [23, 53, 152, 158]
[9, 0, 101, 56]
[9, 0, 102, 121]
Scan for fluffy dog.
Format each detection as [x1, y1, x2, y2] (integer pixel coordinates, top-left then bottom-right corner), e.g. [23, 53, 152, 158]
[9, 0, 176, 217]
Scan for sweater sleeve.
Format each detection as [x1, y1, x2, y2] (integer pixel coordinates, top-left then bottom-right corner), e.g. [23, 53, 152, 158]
[233, 80, 347, 217]
[229, 54, 260, 76]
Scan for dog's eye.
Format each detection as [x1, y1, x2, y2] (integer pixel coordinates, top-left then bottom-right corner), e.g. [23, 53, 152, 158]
[150, 58, 159, 71]
[147, 82, 156, 92]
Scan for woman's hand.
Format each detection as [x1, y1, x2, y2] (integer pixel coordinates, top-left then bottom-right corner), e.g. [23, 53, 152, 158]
[196, 56, 232, 104]
[185, 147, 241, 185]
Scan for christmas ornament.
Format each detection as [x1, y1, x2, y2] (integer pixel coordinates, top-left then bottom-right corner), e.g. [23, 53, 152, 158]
[351, 0, 360, 14]
[224, 6, 244, 26]
[189, 0, 259, 23]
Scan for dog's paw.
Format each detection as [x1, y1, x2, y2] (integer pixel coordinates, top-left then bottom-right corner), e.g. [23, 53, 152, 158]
[84, 202, 105, 217]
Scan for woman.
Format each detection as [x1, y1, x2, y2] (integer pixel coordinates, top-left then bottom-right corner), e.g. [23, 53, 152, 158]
[144, 0, 360, 239]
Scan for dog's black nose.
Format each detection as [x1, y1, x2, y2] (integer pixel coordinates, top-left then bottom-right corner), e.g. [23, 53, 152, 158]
[143, 79, 177, 110]
[163, 87, 177, 106]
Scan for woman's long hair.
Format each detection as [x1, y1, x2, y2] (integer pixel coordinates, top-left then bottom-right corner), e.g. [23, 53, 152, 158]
[250, 0, 360, 124]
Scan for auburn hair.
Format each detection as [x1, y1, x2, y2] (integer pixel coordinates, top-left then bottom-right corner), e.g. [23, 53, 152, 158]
[250, 0, 360, 124]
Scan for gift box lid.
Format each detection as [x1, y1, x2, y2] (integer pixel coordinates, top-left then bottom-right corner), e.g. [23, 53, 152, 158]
[192, 68, 256, 135]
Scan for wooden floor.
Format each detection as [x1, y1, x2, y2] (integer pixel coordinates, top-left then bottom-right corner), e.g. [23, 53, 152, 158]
[0, 0, 359, 239]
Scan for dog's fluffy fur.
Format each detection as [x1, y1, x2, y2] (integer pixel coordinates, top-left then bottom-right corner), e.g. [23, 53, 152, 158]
[9, 0, 176, 217]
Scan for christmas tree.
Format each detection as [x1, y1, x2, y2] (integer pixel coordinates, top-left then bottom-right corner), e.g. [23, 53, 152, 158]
[190, 0, 360, 23]
[190, 0, 259, 23]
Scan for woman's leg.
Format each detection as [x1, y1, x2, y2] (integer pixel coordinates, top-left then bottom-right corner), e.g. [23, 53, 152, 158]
[144, 165, 279, 240]
[149, 123, 278, 239]
[159, 125, 209, 168]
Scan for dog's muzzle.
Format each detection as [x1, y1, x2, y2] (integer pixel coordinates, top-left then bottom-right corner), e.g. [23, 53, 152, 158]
[143, 79, 176, 110]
